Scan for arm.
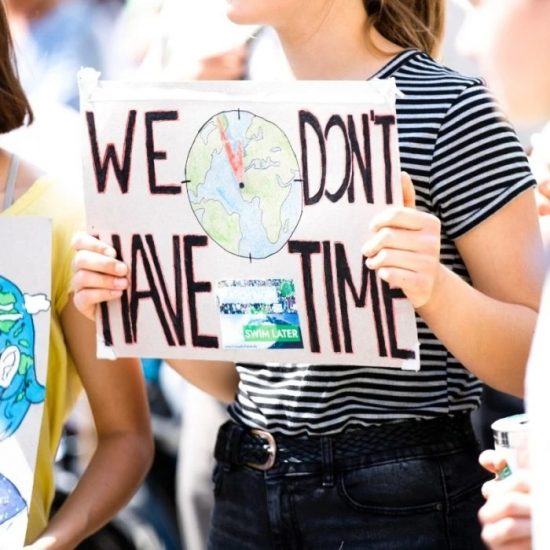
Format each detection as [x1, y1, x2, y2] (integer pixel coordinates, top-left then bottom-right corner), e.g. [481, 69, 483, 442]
[28, 298, 154, 549]
[167, 359, 238, 404]
[418, 188, 543, 396]
[71, 233, 239, 403]
[364, 174, 544, 396]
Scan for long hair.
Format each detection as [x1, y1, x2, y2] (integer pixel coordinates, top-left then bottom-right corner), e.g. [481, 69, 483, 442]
[0, 2, 33, 133]
[364, 0, 446, 58]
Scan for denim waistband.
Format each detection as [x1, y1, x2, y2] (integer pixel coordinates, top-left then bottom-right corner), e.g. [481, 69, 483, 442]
[214, 413, 477, 472]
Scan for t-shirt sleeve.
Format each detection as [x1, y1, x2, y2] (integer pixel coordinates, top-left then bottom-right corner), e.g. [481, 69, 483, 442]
[49, 183, 86, 316]
[429, 81, 535, 239]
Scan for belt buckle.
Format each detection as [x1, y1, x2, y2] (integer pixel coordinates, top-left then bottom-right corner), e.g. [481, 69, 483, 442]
[247, 429, 277, 471]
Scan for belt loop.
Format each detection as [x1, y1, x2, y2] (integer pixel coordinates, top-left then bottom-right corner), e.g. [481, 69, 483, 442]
[321, 437, 334, 487]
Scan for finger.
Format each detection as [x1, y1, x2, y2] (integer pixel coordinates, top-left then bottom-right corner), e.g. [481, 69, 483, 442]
[73, 289, 123, 321]
[482, 471, 531, 501]
[538, 202, 550, 216]
[480, 449, 508, 474]
[72, 232, 117, 257]
[362, 227, 439, 258]
[369, 207, 428, 233]
[376, 266, 419, 292]
[365, 249, 435, 273]
[72, 250, 128, 278]
[496, 539, 532, 550]
[482, 479, 499, 499]
[479, 492, 531, 523]
[401, 171, 416, 208]
[71, 269, 129, 294]
[481, 517, 532, 548]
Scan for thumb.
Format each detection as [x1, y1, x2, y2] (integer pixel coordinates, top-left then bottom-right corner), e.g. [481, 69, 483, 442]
[401, 171, 416, 208]
[479, 449, 508, 475]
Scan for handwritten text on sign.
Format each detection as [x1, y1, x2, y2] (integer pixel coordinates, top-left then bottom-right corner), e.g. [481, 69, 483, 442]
[79, 78, 419, 368]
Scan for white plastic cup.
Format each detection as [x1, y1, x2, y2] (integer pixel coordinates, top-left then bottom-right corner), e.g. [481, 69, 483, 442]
[491, 413, 529, 478]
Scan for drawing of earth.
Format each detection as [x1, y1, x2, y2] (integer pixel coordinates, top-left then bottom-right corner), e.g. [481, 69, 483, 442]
[185, 110, 303, 260]
[0, 276, 46, 441]
[0, 472, 26, 528]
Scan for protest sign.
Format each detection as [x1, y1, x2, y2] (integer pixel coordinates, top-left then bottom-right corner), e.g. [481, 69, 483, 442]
[79, 73, 419, 369]
[0, 217, 51, 549]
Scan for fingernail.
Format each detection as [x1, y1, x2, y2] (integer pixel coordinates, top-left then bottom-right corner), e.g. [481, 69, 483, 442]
[104, 247, 117, 258]
[110, 290, 123, 298]
[114, 277, 127, 289]
[115, 263, 127, 275]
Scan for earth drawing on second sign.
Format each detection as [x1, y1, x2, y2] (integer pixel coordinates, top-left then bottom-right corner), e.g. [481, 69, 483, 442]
[185, 110, 303, 260]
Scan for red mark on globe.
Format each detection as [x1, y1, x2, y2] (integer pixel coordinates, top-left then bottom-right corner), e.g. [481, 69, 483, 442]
[217, 117, 244, 187]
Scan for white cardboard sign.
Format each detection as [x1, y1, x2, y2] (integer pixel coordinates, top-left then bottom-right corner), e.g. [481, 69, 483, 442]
[79, 74, 419, 369]
[0, 216, 51, 549]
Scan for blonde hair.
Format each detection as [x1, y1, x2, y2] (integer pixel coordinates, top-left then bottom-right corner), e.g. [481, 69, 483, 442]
[364, 0, 446, 58]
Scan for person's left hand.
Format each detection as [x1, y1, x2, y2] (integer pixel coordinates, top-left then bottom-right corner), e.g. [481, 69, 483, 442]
[362, 172, 442, 308]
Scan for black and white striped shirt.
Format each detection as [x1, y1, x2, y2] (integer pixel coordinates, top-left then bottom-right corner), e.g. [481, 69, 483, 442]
[228, 49, 535, 436]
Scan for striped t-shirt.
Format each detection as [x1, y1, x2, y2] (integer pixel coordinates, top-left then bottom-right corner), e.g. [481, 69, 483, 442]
[228, 49, 535, 436]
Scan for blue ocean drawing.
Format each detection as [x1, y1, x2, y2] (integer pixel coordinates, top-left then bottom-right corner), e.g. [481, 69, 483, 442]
[0, 276, 46, 441]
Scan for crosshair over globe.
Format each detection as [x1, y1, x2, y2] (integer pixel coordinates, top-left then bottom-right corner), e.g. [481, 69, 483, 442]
[185, 110, 303, 260]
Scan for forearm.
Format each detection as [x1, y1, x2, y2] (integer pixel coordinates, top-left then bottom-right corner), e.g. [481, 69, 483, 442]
[32, 432, 153, 549]
[167, 359, 239, 403]
[418, 265, 537, 397]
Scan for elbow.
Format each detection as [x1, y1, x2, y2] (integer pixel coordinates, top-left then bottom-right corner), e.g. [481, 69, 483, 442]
[137, 423, 155, 474]
[140, 431, 155, 473]
[102, 428, 155, 478]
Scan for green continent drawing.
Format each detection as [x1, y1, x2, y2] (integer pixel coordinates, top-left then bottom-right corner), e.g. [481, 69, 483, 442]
[185, 110, 302, 259]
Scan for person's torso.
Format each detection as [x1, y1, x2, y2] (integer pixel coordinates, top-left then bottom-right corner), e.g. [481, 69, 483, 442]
[1, 175, 84, 539]
[229, 50, 534, 436]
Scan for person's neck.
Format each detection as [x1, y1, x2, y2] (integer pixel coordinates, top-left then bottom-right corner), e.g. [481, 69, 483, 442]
[274, 2, 403, 80]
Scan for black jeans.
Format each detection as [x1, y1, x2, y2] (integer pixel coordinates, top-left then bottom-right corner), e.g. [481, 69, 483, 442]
[208, 418, 489, 550]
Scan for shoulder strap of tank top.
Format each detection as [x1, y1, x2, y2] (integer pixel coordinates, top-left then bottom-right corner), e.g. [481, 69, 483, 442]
[2, 153, 20, 211]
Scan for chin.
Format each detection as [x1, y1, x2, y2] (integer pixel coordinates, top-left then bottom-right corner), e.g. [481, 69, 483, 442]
[224, 2, 249, 23]
[224, 0, 269, 26]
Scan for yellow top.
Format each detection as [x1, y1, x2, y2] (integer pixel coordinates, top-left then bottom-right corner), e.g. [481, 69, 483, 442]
[2, 177, 84, 542]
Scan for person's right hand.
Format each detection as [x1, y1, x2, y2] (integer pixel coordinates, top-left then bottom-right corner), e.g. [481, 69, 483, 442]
[71, 233, 129, 321]
[478, 450, 532, 550]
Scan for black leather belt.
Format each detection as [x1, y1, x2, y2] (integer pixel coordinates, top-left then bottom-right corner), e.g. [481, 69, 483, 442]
[214, 413, 477, 471]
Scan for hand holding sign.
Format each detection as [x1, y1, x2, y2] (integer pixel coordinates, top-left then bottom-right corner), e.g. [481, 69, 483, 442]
[76, 78, 420, 367]
[362, 172, 442, 309]
[72, 232, 129, 321]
